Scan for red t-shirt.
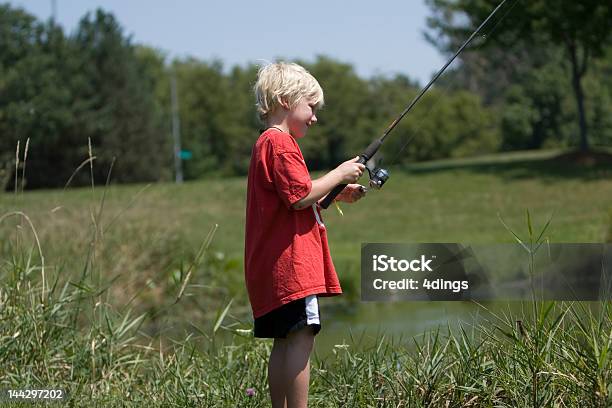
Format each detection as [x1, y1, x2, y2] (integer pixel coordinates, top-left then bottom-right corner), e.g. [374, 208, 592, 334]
[244, 128, 342, 318]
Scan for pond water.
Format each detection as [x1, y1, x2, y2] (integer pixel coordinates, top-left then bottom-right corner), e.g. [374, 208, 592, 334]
[313, 300, 528, 357]
[212, 299, 597, 360]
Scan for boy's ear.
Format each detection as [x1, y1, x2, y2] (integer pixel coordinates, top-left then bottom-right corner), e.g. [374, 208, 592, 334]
[277, 96, 290, 110]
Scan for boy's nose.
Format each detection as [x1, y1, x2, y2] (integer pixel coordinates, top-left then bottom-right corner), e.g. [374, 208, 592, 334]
[311, 114, 317, 124]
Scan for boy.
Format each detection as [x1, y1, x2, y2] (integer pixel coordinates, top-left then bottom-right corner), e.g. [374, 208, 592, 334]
[245, 61, 366, 407]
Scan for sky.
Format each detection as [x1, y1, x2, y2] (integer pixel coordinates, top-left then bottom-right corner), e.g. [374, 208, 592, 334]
[8, 0, 447, 86]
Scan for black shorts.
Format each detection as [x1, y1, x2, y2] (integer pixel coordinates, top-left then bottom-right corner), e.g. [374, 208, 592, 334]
[254, 295, 321, 339]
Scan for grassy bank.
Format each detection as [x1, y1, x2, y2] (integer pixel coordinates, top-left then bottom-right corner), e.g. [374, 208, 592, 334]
[1, 256, 611, 406]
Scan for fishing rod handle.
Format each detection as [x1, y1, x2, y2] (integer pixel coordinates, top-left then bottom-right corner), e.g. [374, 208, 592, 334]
[320, 139, 381, 209]
[320, 155, 367, 209]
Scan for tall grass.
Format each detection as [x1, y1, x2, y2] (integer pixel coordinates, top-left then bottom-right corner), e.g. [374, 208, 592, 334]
[1, 211, 610, 407]
[3, 243, 611, 407]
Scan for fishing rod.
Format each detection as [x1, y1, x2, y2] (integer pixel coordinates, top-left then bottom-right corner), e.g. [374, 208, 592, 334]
[320, 0, 511, 209]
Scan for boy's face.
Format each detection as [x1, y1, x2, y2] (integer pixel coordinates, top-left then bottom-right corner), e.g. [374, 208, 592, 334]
[287, 97, 318, 139]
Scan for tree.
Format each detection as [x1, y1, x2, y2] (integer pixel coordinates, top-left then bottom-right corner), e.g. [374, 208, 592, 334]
[72, 9, 170, 184]
[0, 4, 40, 172]
[0, 5, 83, 189]
[171, 59, 232, 179]
[303, 56, 372, 169]
[381, 89, 500, 162]
[426, 0, 612, 151]
[224, 64, 261, 175]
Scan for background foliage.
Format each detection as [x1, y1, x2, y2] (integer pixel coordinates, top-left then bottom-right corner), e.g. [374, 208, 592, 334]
[1, 3, 611, 189]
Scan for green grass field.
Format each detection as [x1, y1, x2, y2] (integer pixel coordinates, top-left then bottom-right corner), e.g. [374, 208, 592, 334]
[1, 149, 612, 406]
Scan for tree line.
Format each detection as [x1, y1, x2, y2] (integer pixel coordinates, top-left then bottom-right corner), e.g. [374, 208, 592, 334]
[1, 3, 611, 189]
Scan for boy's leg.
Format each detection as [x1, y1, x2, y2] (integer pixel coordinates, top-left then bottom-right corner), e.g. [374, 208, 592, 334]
[268, 326, 315, 408]
[284, 327, 316, 408]
[269, 337, 288, 408]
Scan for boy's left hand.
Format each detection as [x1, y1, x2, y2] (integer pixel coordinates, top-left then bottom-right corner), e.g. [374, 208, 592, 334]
[336, 184, 367, 203]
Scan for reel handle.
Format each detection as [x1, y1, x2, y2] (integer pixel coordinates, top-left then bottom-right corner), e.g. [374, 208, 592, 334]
[320, 155, 367, 209]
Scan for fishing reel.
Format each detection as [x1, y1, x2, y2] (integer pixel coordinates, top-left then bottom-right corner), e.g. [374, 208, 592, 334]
[365, 156, 389, 190]
[367, 167, 389, 190]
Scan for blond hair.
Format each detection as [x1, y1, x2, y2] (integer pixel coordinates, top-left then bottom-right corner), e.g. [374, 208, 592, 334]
[254, 62, 324, 123]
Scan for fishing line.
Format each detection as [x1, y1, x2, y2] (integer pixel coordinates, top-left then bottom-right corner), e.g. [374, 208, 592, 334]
[320, 0, 521, 208]
[385, 0, 522, 168]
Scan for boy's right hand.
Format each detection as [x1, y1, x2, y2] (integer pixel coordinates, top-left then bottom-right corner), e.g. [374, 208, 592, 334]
[334, 156, 365, 184]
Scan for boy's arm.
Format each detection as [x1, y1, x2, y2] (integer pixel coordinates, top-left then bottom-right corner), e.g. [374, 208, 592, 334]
[291, 157, 365, 210]
[291, 170, 343, 210]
